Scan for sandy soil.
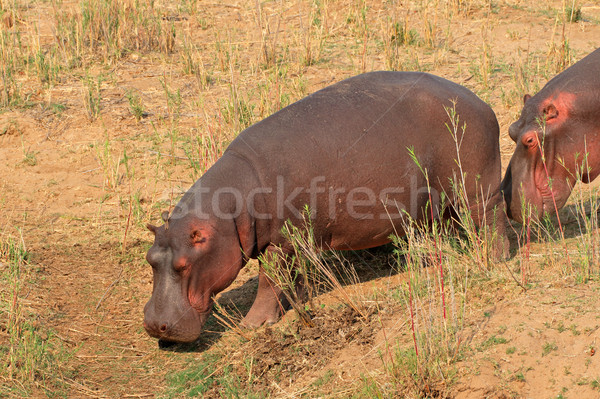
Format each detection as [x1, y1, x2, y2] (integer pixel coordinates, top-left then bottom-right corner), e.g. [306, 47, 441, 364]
[1, 0, 600, 397]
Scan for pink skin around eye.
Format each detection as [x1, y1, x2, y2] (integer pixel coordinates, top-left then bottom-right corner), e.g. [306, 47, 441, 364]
[521, 131, 539, 150]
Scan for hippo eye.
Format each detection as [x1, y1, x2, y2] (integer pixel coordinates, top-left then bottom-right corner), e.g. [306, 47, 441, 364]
[521, 132, 538, 149]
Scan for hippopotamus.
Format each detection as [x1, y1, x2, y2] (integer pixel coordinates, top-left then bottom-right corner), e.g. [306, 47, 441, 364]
[143, 71, 507, 343]
[502, 47, 600, 222]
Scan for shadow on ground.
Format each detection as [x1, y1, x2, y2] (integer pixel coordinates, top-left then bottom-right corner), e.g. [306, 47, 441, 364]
[156, 244, 399, 353]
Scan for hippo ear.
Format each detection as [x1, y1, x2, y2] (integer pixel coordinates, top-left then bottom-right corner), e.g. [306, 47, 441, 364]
[161, 210, 170, 222]
[147, 224, 158, 235]
[543, 103, 558, 121]
[523, 94, 531, 104]
[190, 230, 207, 245]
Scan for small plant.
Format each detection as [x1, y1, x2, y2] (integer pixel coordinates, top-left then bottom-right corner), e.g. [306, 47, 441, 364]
[546, 37, 574, 74]
[211, 300, 250, 341]
[570, 324, 580, 336]
[569, 146, 600, 282]
[391, 20, 419, 47]
[311, 370, 335, 388]
[298, 0, 328, 66]
[381, 16, 420, 70]
[254, 0, 283, 67]
[181, 34, 212, 89]
[21, 150, 37, 166]
[542, 341, 558, 356]
[0, 30, 22, 109]
[514, 371, 525, 382]
[221, 83, 255, 131]
[477, 26, 493, 89]
[49, 102, 67, 117]
[479, 335, 508, 350]
[92, 138, 128, 191]
[188, 119, 230, 179]
[125, 89, 145, 122]
[355, 374, 386, 398]
[160, 76, 182, 121]
[388, 194, 465, 396]
[444, 102, 502, 270]
[545, 7, 575, 75]
[21, 136, 37, 166]
[34, 49, 57, 86]
[82, 73, 103, 121]
[565, 6, 582, 23]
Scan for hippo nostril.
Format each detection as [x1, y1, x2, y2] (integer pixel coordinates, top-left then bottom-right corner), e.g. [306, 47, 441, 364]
[159, 324, 168, 333]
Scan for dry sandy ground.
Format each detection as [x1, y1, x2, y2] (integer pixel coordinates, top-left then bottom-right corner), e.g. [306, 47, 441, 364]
[1, 0, 600, 397]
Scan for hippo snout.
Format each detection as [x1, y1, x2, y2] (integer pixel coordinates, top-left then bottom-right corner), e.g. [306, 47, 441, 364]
[143, 314, 203, 343]
[143, 300, 205, 343]
[143, 319, 172, 339]
[144, 319, 198, 348]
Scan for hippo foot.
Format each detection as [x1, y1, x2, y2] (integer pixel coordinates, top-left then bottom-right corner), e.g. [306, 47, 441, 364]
[489, 233, 511, 261]
[240, 304, 282, 329]
[241, 283, 308, 329]
[498, 235, 511, 260]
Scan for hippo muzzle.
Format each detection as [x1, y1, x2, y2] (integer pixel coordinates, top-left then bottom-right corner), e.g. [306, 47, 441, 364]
[143, 241, 210, 343]
[143, 301, 209, 343]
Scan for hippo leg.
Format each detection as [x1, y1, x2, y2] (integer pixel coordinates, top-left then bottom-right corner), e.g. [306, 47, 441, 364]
[491, 204, 511, 260]
[241, 267, 285, 328]
[241, 246, 297, 328]
[471, 190, 510, 260]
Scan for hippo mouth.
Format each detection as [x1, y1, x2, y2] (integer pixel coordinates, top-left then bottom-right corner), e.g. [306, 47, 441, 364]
[504, 160, 568, 222]
[536, 174, 571, 217]
[537, 183, 554, 215]
[144, 308, 212, 344]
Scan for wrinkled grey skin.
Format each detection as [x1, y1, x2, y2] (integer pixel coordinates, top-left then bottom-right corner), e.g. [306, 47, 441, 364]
[501, 48, 600, 222]
[143, 71, 507, 344]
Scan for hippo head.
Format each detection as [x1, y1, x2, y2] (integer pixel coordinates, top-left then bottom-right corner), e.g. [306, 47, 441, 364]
[143, 211, 244, 343]
[501, 91, 599, 222]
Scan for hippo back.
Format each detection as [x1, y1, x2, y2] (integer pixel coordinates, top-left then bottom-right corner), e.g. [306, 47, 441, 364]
[226, 71, 501, 249]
